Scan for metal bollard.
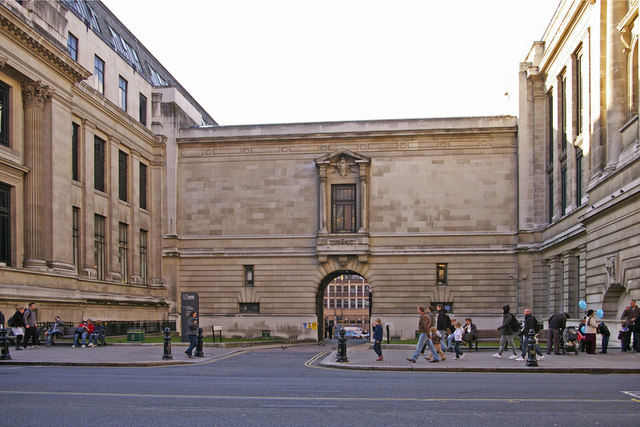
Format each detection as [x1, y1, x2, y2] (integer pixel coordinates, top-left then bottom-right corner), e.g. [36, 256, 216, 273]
[336, 328, 348, 363]
[0, 327, 12, 360]
[162, 327, 173, 360]
[194, 326, 204, 357]
[525, 328, 538, 367]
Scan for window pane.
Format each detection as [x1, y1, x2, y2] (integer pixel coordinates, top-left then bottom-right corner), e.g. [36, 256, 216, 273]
[118, 76, 128, 112]
[72, 122, 79, 181]
[94, 136, 105, 191]
[0, 82, 8, 147]
[119, 223, 128, 283]
[139, 163, 147, 210]
[94, 56, 104, 94]
[119, 150, 128, 201]
[0, 183, 11, 265]
[67, 32, 78, 61]
[94, 215, 105, 280]
[331, 184, 356, 233]
[139, 93, 147, 125]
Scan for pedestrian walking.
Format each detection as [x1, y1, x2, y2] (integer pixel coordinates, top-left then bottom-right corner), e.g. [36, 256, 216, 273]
[23, 302, 39, 348]
[372, 318, 383, 361]
[493, 305, 518, 359]
[407, 306, 440, 363]
[452, 322, 465, 360]
[185, 311, 198, 358]
[9, 307, 26, 350]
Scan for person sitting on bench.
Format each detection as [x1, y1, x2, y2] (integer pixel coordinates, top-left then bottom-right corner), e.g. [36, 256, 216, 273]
[45, 316, 65, 347]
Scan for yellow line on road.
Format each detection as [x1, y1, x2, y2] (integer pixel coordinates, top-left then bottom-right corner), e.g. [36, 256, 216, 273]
[0, 390, 634, 404]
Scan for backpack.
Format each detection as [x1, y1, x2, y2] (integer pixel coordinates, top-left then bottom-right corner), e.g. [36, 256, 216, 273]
[509, 314, 521, 333]
[532, 316, 542, 333]
[7, 316, 15, 327]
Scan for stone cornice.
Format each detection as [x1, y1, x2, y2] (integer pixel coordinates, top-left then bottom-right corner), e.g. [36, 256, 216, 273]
[0, 5, 91, 83]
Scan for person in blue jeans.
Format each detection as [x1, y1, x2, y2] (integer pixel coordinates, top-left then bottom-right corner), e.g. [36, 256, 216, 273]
[185, 311, 198, 358]
[407, 306, 440, 363]
[372, 318, 383, 361]
[45, 316, 64, 347]
[453, 322, 465, 360]
[72, 320, 93, 348]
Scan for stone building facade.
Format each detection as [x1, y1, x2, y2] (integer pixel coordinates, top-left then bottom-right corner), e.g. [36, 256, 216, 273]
[169, 118, 519, 339]
[0, 0, 212, 322]
[2, 0, 638, 341]
[518, 0, 640, 334]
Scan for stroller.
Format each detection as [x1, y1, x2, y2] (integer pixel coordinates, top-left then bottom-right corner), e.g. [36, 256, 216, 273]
[560, 326, 579, 355]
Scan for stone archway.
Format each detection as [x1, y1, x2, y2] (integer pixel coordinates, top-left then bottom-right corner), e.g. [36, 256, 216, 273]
[316, 270, 371, 341]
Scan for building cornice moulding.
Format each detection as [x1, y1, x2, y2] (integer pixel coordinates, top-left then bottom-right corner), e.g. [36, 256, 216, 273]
[0, 6, 91, 83]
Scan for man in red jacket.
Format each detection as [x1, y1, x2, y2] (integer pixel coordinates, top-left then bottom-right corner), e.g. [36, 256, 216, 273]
[72, 319, 94, 348]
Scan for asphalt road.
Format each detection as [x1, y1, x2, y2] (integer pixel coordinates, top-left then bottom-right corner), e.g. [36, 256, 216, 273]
[1, 344, 638, 426]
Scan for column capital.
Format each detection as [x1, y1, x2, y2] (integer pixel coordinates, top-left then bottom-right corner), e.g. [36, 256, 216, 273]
[22, 82, 52, 109]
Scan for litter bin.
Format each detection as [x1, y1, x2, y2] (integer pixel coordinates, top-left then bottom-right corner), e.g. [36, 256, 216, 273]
[127, 328, 145, 342]
[261, 330, 270, 338]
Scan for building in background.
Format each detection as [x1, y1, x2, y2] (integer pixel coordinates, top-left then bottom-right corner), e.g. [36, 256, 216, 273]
[518, 0, 639, 333]
[323, 274, 370, 331]
[0, 0, 213, 322]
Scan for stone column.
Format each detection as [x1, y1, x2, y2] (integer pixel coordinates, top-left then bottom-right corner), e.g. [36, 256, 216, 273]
[22, 82, 51, 270]
[358, 163, 368, 233]
[318, 164, 328, 234]
[604, 0, 627, 171]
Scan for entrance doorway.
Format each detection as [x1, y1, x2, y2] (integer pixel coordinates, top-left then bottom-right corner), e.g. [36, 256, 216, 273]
[316, 270, 371, 341]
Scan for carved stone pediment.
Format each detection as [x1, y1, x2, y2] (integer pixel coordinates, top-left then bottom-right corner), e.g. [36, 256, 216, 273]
[315, 149, 371, 178]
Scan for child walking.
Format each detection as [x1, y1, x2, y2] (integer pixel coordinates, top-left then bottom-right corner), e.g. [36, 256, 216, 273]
[453, 321, 465, 360]
[427, 327, 447, 361]
[372, 318, 383, 361]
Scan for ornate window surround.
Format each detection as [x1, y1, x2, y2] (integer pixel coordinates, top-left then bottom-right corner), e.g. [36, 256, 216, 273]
[315, 149, 370, 263]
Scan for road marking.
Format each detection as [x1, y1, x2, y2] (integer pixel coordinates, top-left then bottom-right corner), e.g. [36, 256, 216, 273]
[0, 390, 632, 404]
[621, 391, 640, 401]
[304, 352, 328, 369]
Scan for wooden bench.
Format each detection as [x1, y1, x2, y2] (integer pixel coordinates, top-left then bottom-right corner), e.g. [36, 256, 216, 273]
[468, 328, 548, 351]
[48, 326, 106, 346]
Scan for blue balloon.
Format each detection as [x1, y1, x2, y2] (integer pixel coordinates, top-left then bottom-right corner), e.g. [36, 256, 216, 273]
[596, 309, 604, 318]
[578, 300, 587, 310]
[580, 326, 585, 334]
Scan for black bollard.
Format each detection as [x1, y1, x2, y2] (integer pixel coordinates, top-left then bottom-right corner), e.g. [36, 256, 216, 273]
[162, 327, 173, 360]
[336, 328, 349, 363]
[525, 328, 538, 367]
[194, 326, 204, 357]
[0, 327, 12, 360]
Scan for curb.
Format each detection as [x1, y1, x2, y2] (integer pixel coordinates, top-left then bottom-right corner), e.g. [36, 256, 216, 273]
[0, 349, 244, 367]
[318, 362, 640, 374]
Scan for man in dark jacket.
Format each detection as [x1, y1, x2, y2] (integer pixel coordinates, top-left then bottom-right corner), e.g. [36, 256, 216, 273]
[621, 300, 639, 351]
[493, 305, 518, 359]
[547, 312, 569, 355]
[516, 309, 544, 361]
[436, 304, 450, 351]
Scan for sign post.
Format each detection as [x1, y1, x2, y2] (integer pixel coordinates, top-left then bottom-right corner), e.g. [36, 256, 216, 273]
[181, 292, 199, 343]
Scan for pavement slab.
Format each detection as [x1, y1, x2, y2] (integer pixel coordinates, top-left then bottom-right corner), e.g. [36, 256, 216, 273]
[319, 344, 640, 373]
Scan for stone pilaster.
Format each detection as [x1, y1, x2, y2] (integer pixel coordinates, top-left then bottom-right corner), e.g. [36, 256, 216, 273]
[22, 81, 51, 270]
[318, 164, 328, 234]
[357, 162, 368, 233]
[604, 0, 628, 172]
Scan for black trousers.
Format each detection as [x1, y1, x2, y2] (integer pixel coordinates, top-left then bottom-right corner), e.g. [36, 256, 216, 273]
[23, 326, 39, 346]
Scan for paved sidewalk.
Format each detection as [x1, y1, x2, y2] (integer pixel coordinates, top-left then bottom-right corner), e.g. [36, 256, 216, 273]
[320, 344, 640, 373]
[0, 342, 243, 367]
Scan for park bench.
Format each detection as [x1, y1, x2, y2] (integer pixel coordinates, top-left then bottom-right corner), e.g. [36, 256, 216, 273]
[468, 328, 547, 351]
[47, 326, 106, 346]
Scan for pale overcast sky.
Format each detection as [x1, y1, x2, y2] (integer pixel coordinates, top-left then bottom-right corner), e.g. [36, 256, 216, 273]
[102, 0, 561, 126]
